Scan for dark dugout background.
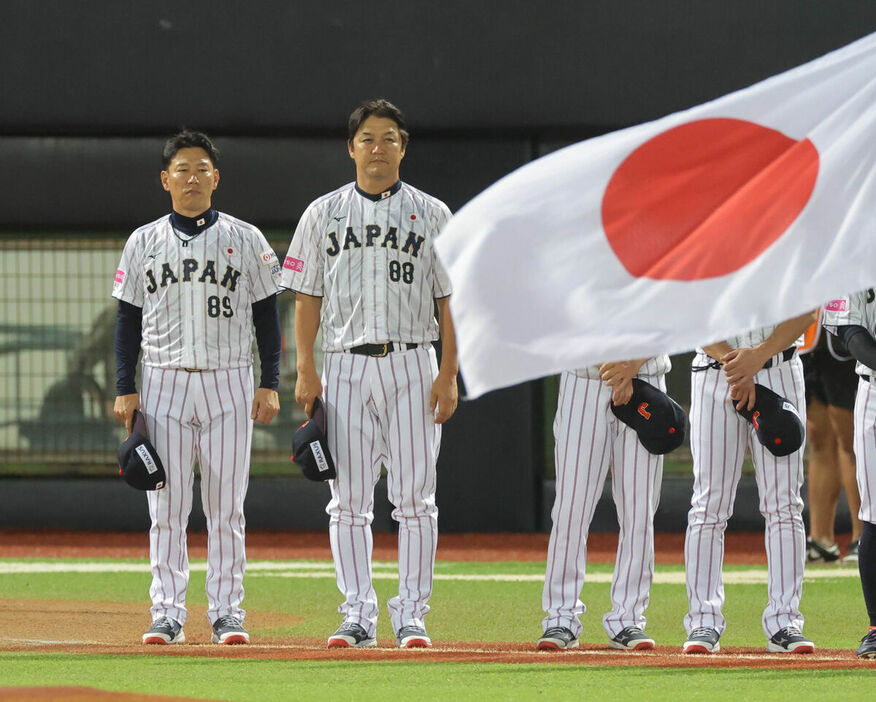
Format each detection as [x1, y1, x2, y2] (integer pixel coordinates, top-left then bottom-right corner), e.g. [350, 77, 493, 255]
[1, 1, 873, 531]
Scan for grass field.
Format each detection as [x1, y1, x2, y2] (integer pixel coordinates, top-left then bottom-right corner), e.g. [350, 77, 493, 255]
[0, 556, 869, 700]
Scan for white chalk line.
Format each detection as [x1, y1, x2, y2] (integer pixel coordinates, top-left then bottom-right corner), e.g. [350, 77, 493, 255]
[0, 560, 859, 585]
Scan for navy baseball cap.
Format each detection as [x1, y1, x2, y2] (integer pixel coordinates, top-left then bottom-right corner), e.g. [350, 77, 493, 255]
[610, 378, 687, 455]
[117, 410, 166, 490]
[292, 397, 337, 481]
[736, 384, 805, 457]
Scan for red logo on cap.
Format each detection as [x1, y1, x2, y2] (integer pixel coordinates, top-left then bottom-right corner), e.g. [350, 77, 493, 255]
[637, 402, 651, 420]
[752, 411, 760, 430]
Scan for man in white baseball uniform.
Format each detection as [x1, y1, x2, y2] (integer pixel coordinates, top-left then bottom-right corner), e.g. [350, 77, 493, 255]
[682, 312, 816, 654]
[822, 288, 876, 657]
[113, 130, 281, 645]
[280, 99, 458, 649]
[538, 357, 672, 651]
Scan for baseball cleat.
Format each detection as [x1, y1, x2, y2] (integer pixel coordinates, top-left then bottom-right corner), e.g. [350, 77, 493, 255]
[396, 625, 432, 648]
[806, 537, 840, 564]
[142, 616, 185, 645]
[327, 622, 376, 648]
[856, 629, 876, 658]
[767, 626, 814, 653]
[682, 627, 720, 654]
[609, 626, 655, 650]
[537, 626, 579, 651]
[211, 615, 250, 645]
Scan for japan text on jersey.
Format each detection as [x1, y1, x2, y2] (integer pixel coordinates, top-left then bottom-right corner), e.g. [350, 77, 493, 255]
[280, 182, 453, 352]
[112, 213, 279, 370]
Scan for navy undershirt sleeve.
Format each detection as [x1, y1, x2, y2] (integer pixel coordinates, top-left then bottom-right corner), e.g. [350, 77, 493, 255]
[114, 300, 143, 395]
[252, 294, 281, 390]
[835, 325, 876, 371]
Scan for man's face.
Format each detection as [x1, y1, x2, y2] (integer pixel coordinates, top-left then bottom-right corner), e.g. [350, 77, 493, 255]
[161, 147, 219, 215]
[347, 115, 406, 183]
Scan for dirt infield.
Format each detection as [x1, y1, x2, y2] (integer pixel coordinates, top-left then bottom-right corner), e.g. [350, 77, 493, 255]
[0, 529, 796, 564]
[0, 530, 868, 671]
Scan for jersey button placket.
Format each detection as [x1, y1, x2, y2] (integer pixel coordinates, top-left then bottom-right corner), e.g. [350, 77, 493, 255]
[372, 200, 388, 343]
[171, 223, 195, 369]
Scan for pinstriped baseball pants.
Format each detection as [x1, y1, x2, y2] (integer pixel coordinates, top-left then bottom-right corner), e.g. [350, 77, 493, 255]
[141, 365, 254, 627]
[542, 371, 665, 639]
[684, 354, 806, 638]
[854, 378, 876, 522]
[323, 346, 440, 637]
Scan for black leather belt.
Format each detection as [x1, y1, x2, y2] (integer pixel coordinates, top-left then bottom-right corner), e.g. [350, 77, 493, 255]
[348, 342, 418, 357]
[762, 347, 797, 369]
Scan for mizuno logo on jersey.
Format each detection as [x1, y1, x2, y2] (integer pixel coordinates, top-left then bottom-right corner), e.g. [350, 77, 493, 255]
[144, 259, 242, 294]
[325, 225, 425, 259]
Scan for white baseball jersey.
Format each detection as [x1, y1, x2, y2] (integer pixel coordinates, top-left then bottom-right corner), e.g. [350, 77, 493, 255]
[822, 289, 876, 377]
[543, 360, 670, 641]
[113, 213, 280, 368]
[279, 181, 452, 350]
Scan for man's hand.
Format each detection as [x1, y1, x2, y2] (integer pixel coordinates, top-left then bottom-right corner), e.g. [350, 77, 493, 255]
[295, 365, 323, 417]
[251, 388, 280, 424]
[430, 372, 458, 424]
[721, 347, 768, 387]
[599, 360, 644, 406]
[113, 393, 141, 436]
[729, 376, 758, 412]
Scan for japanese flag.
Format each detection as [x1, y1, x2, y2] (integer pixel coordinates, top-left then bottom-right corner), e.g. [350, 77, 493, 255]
[436, 32, 876, 398]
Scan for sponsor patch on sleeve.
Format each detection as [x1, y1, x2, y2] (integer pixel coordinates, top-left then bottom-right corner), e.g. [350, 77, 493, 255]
[284, 256, 305, 273]
[114, 269, 125, 285]
[260, 249, 279, 266]
[825, 299, 847, 312]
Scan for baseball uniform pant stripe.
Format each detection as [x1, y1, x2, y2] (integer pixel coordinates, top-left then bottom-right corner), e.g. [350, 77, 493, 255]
[855, 380, 876, 523]
[197, 367, 252, 623]
[142, 366, 253, 626]
[684, 357, 806, 637]
[542, 373, 664, 638]
[325, 347, 440, 636]
[326, 352, 380, 633]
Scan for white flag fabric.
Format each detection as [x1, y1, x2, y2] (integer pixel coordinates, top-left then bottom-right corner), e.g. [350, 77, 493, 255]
[436, 32, 876, 398]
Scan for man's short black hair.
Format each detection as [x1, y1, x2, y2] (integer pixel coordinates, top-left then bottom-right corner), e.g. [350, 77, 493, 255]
[347, 99, 409, 146]
[162, 129, 220, 169]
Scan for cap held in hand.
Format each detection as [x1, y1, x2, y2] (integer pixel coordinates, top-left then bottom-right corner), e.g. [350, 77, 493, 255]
[117, 409, 167, 490]
[291, 397, 337, 481]
[735, 384, 805, 457]
[610, 378, 687, 455]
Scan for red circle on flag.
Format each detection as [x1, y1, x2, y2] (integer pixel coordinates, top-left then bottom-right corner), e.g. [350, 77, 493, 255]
[228, 248, 233, 253]
[601, 118, 819, 280]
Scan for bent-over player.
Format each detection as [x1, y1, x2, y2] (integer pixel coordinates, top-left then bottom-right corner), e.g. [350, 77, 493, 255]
[113, 130, 281, 645]
[538, 357, 671, 651]
[280, 99, 458, 649]
[822, 289, 876, 657]
[683, 313, 816, 654]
